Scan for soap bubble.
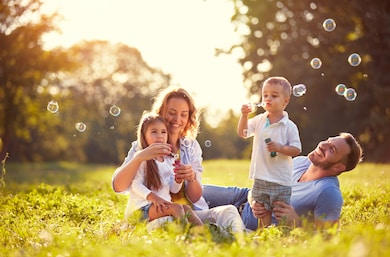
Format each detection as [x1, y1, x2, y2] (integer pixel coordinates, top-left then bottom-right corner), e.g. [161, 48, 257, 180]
[348, 53, 362, 67]
[344, 88, 357, 101]
[243, 129, 248, 137]
[183, 138, 191, 148]
[75, 122, 87, 132]
[292, 84, 307, 97]
[310, 58, 322, 69]
[252, 102, 265, 111]
[335, 84, 347, 96]
[109, 105, 121, 117]
[323, 18, 336, 32]
[47, 100, 59, 113]
[204, 140, 212, 148]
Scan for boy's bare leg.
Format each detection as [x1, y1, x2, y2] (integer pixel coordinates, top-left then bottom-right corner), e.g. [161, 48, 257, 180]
[258, 212, 272, 229]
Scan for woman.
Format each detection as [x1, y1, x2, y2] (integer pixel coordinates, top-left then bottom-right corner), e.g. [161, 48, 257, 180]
[112, 87, 245, 232]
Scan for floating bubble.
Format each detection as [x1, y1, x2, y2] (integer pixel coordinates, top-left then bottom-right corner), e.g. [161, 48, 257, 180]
[109, 105, 121, 117]
[303, 106, 307, 111]
[344, 88, 357, 101]
[292, 84, 307, 97]
[348, 53, 361, 67]
[204, 140, 212, 148]
[252, 102, 265, 110]
[335, 84, 347, 96]
[323, 18, 336, 32]
[310, 58, 322, 69]
[243, 129, 248, 137]
[75, 122, 87, 132]
[47, 100, 59, 113]
[183, 138, 191, 148]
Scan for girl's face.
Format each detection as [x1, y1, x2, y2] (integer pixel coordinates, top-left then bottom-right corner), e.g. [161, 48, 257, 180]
[261, 83, 289, 114]
[144, 121, 168, 146]
[163, 97, 189, 137]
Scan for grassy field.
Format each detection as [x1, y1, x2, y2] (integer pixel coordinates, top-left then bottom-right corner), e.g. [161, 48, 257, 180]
[1, 160, 389, 257]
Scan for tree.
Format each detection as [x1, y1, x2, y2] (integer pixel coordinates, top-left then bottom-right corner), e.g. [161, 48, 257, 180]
[0, 0, 72, 161]
[227, 0, 390, 162]
[0, 0, 171, 163]
[55, 40, 171, 163]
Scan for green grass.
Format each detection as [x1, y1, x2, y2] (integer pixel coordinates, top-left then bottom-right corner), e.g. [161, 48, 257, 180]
[1, 160, 389, 257]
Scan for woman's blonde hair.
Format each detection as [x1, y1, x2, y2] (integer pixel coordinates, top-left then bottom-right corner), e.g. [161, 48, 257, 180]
[151, 87, 200, 139]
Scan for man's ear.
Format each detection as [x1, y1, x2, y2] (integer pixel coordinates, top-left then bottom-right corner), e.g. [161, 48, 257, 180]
[332, 163, 346, 175]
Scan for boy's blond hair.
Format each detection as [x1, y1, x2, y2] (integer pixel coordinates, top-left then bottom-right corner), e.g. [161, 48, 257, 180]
[263, 76, 292, 97]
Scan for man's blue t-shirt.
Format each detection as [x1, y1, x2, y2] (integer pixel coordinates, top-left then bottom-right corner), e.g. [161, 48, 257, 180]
[242, 156, 343, 230]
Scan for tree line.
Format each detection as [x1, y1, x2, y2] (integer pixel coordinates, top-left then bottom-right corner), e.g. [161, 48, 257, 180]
[1, 0, 389, 164]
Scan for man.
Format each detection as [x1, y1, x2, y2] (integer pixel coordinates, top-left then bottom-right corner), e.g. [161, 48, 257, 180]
[202, 132, 363, 230]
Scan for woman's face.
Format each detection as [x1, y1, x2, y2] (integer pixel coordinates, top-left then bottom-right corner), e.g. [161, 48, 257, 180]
[163, 97, 189, 137]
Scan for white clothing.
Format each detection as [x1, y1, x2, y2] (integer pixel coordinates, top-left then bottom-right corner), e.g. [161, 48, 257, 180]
[113, 138, 245, 232]
[125, 156, 183, 217]
[113, 138, 208, 210]
[246, 111, 301, 186]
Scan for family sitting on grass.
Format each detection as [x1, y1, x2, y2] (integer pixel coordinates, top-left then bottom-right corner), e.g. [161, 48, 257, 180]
[112, 81, 363, 233]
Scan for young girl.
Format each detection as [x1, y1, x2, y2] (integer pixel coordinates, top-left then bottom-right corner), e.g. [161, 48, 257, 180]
[129, 112, 203, 226]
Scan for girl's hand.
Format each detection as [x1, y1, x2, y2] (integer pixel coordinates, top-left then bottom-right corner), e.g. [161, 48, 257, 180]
[147, 193, 172, 213]
[136, 143, 172, 161]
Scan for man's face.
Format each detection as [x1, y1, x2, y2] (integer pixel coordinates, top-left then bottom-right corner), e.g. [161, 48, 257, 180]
[308, 136, 351, 170]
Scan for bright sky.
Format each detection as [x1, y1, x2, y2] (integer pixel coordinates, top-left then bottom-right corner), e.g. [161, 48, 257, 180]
[42, 0, 249, 125]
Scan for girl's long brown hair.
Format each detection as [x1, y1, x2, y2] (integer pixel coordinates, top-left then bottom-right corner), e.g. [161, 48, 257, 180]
[136, 113, 169, 190]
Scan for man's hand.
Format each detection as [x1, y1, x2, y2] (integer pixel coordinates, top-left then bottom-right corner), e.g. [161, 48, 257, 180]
[272, 201, 300, 225]
[250, 200, 271, 218]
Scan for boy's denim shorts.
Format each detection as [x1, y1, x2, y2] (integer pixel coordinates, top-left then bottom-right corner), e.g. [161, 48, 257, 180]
[140, 203, 152, 221]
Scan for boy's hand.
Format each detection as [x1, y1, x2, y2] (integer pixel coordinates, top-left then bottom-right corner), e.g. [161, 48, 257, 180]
[241, 104, 252, 115]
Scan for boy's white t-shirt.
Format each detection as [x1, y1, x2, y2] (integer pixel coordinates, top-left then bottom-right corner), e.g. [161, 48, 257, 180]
[246, 111, 301, 186]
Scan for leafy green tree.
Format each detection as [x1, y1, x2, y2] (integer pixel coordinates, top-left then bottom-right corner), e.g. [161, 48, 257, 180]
[0, 0, 72, 161]
[56, 40, 171, 163]
[227, 0, 390, 162]
[0, 1, 171, 163]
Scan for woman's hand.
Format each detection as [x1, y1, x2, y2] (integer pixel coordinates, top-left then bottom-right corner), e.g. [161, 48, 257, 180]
[173, 163, 196, 182]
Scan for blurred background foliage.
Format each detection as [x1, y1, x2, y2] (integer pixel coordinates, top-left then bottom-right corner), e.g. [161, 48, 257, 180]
[0, 0, 389, 164]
